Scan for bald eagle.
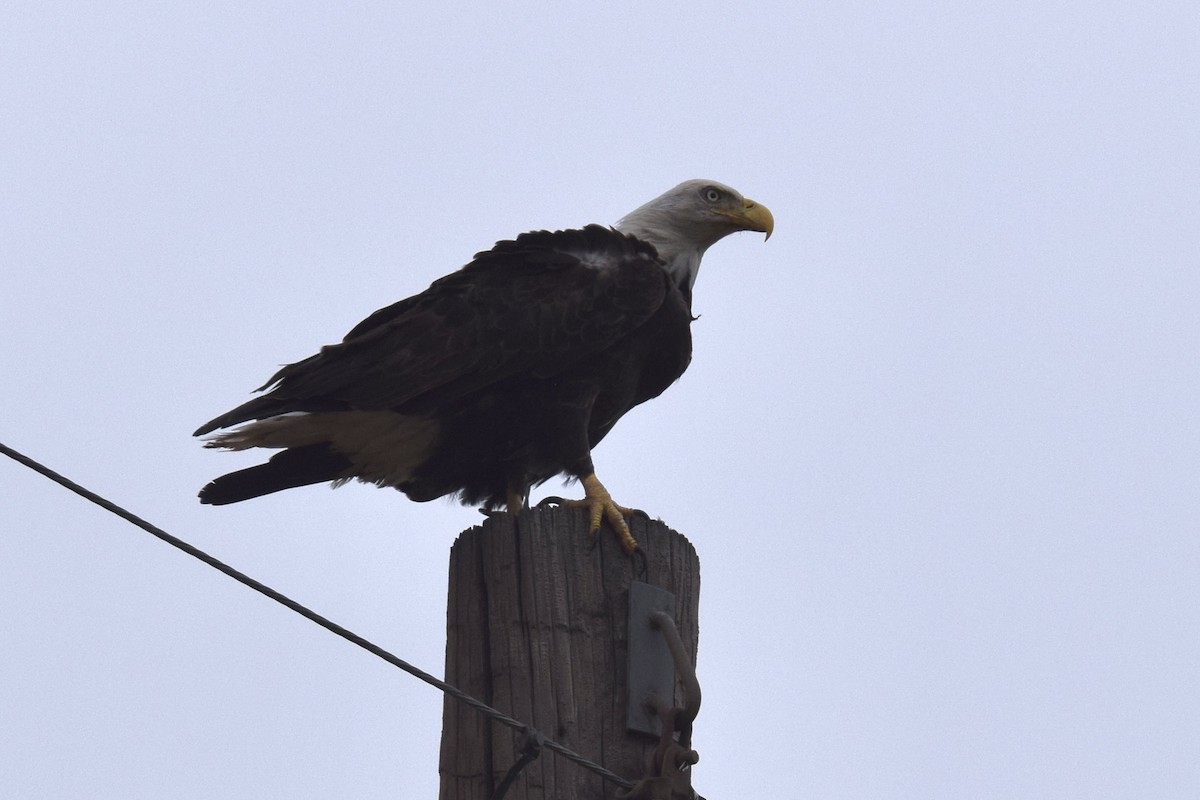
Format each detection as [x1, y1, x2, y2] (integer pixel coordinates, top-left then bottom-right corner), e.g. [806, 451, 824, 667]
[195, 180, 772, 552]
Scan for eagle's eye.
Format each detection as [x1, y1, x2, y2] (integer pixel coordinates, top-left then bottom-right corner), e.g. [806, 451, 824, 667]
[703, 187, 722, 203]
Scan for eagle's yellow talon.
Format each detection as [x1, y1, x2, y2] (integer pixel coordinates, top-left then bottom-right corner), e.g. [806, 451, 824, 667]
[561, 474, 640, 555]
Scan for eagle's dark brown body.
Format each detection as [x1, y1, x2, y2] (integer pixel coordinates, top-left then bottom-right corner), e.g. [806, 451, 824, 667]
[195, 225, 693, 508]
[196, 179, 771, 553]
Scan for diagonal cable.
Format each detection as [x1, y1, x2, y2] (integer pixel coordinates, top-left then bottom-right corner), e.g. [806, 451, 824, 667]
[0, 440, 632, 790]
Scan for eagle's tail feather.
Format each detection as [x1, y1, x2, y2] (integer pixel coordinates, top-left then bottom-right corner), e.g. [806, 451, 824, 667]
[198, 444, 352, 505]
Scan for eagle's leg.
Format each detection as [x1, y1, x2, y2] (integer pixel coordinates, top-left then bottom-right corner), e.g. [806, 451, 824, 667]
[505, 483, 527, 515]
[560, 473, 639, 554]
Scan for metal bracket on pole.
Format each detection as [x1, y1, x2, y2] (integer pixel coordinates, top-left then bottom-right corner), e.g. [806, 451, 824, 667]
[622, 581, 703, 799]
[627, 581, 678, 736]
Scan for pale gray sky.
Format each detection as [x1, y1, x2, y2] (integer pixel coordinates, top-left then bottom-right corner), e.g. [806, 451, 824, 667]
[3, 2, 1198, 798]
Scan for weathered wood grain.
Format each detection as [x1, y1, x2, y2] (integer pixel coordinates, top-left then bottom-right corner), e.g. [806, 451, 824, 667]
[438, 507, 700, 800]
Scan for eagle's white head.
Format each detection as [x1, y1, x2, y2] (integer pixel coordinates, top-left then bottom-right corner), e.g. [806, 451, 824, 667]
[615, 179, 773, 293]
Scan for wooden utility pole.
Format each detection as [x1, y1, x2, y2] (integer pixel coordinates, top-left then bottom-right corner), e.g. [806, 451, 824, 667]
[438, 506, 701, 800]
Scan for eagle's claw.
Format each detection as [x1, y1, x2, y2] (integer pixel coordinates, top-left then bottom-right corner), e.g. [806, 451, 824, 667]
[551, 474, 640, 555]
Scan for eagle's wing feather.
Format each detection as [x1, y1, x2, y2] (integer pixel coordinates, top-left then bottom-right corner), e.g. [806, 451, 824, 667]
[195, 226, 666, 434]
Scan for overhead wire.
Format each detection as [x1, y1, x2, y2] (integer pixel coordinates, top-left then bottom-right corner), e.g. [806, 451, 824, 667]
[0, 440, 633, 790]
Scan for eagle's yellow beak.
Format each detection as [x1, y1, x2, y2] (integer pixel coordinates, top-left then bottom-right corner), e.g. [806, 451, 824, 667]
[727, 198, 774, 240]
